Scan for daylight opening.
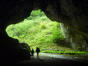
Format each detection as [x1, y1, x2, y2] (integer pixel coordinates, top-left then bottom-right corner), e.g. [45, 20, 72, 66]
[6, 9, 73, 52]
[6, 9, 88, 54]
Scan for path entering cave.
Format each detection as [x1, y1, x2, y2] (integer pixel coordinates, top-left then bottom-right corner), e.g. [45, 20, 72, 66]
[15, 53, 88, 66]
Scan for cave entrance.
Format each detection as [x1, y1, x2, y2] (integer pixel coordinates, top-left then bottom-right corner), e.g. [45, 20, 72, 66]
[6, 9, 69, 52]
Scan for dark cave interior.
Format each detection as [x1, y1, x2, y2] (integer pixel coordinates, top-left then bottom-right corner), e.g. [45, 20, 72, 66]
[0, 0, 88, 65]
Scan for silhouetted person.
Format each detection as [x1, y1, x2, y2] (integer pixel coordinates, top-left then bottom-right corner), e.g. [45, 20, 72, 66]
[31, 48, 34, 56]
[36, 47, 40, 58]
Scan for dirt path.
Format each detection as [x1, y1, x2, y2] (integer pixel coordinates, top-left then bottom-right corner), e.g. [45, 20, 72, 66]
[32, 53, 78, 60]
[16, 53, 88, 66]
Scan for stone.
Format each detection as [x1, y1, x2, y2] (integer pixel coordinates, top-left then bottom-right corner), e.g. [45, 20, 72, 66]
[0, 0, 88, 65]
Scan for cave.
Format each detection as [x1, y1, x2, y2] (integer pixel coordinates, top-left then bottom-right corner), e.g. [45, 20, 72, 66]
[0, 0, 88, 65]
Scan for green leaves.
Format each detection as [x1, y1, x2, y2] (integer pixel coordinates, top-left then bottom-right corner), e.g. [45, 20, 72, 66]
[6, 9, 64, 50]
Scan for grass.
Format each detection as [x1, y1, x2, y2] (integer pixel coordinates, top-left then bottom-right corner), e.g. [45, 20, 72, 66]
[41, 50, 88, 57]
[6, 9, 64, 50]
[41, 50, 88, 54]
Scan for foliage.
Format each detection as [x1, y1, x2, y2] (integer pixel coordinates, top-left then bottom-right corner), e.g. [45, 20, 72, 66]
[41, 50, 88, 54]
[6, 9, 65, 50]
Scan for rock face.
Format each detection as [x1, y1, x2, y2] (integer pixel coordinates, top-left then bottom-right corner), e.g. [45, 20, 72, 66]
[0, 0, 33, 65]
[0, 0, 88, 65]
[33, 0, 88, 50]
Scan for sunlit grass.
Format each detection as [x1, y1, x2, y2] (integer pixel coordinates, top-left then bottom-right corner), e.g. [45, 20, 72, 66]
[41, 50, 88, 54]
[6, 9, 64, 50]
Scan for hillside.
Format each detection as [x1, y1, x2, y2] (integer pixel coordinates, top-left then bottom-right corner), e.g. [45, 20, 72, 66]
[6, 10, 66, 50]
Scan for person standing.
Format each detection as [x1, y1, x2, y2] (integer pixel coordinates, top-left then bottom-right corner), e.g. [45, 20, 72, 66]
[36, 47, 40, 58]
[31, 48, 34, 56]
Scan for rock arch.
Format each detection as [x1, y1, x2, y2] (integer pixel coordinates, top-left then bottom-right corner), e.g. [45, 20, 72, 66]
[0, 0, 88, 65]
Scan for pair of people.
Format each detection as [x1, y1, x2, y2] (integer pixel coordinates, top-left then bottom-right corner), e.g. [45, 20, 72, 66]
[31, 47, 40, 57]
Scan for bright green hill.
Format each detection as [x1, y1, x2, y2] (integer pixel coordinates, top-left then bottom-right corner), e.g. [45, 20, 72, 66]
[6, 10, 65, 50]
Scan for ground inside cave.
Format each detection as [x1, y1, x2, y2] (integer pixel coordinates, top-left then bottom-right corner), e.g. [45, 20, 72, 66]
[15, 53, 88, 66]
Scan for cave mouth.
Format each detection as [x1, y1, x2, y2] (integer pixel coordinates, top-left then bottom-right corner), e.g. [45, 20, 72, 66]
[6, 9, 88, 55]
[6, 9, 68, 51]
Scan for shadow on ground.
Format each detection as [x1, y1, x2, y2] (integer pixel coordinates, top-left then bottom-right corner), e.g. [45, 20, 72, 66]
[14, 53, 88, 66]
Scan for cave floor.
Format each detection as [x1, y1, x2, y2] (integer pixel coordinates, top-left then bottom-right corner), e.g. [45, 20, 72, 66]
[15, 53, 88, 66]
